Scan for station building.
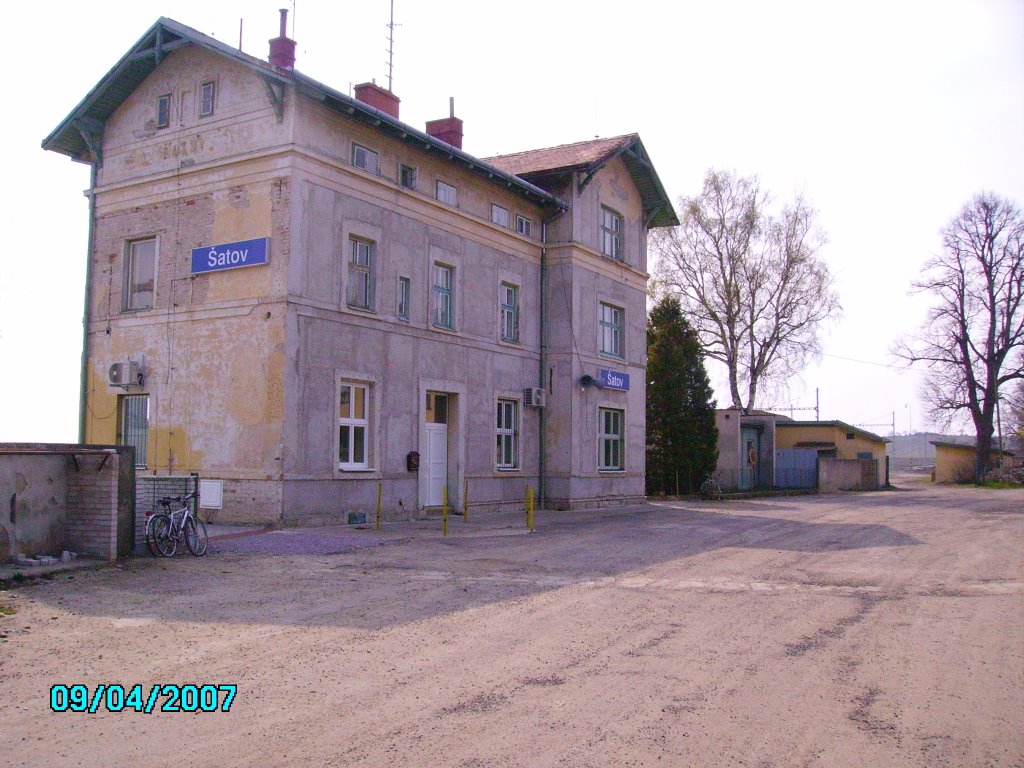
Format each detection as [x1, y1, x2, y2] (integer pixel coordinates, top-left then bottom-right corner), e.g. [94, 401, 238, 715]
[44, 15, 677, 524]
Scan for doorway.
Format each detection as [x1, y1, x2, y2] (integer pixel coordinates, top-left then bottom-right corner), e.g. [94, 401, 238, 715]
[423, 392, 449, 507]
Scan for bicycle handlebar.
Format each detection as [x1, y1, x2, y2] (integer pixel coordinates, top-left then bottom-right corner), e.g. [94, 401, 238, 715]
[156, 492, 198, 507]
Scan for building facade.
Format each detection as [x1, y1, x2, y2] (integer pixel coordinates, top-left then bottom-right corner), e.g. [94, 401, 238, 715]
[44, 16, 677, 524]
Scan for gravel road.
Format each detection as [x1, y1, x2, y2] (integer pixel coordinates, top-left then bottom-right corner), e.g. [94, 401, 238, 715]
[1, 477, 1021, 767]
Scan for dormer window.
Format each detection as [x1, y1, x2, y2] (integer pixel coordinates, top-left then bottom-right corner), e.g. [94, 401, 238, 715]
[200, 81, 216, 117]
[156, 94, 171, 129]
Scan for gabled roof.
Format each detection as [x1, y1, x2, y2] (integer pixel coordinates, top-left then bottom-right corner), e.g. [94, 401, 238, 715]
[42, 18, 567, 211]
[777, 420, 890, 444]
[42, 18, 289, 163]
[486, 135, 679, 228]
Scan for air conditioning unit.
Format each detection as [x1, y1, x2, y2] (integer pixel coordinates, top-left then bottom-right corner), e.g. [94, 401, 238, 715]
[523, 387, 547, 408]
[108, 361, 141, 387]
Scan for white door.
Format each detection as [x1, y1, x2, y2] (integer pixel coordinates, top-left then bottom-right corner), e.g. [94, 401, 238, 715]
[424, 424, 448, 506]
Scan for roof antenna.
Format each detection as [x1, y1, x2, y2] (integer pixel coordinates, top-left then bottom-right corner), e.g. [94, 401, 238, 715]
[238, 18, 243, 51]
[386, 0, 401, 92]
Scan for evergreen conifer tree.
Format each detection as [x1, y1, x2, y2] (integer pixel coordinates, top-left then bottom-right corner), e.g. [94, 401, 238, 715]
[646, 295, 719, 494]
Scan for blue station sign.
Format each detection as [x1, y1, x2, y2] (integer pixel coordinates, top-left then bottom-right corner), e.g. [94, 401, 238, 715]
[599, 368, 630, 391]
[191, 237, 269, 275]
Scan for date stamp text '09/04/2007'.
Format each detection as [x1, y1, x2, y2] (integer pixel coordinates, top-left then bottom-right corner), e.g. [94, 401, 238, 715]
[50, 684, 237, 713]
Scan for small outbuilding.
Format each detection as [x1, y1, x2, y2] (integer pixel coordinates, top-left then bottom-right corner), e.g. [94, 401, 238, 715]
[930, 440, 1015, 483]
[775, 421, 890, 489]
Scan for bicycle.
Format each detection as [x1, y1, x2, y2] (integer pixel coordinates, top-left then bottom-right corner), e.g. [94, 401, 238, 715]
[699, 474, 723, 501]
[148, 492, 208, 557]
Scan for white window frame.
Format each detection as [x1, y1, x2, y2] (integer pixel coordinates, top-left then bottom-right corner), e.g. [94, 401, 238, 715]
[432, 263, 454, 329]
[397, 275, 411, 321]
[496, 398, 520, 470]
[500, 282, 520, 343]
[347, 238, 375, 311]
[516, 215, 533, 237]
[124, 237, 157, 311]
[337, 381, 371, 471]
[199, 81, 216, 117]
[600, 205, 623, 260]
[352, 143, 379, 175]
[436, 180, 457, 206]
[598, 407, 625, 471]
[491, 204, 510, 227]
[599, 302, 624, 358]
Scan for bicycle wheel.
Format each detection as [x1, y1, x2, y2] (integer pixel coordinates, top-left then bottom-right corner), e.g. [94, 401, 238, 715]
[185, 517, 209, 556]
[151, 514, 177, 557]
[144, 516, 161, 557]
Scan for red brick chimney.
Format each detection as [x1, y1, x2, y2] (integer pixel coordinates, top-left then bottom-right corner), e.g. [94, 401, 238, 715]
[269, 9, 296, 70]
[353, 82, 401, 120]
[426, 97, 463, 149]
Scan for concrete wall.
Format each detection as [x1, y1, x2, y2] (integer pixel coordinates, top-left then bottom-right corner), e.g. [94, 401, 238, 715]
[819, 458, 878, 492]
[932, 444, 998, 483]
[0, 445, 135, 562]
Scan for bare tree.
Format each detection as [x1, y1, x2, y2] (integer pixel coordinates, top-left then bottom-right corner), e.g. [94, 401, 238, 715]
[653, 169, 839, 410]
[895, 193, 1024, 482]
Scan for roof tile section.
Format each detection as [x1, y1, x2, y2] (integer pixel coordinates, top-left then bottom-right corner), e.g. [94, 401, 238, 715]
[485, 134, 637, 176]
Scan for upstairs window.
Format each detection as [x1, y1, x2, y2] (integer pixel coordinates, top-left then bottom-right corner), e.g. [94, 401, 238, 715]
[432, 263, 454, 329]
[347, 238, 375, 310]
[599, 302, 623, 357]
[199, 81, 216, 117]
[156, 94, 171, 129]
[491, 205, 509, 227]
[601, 205, 623, 260]
[124, 238, 156, 311]
[352, 144, 379, 175]
[397, 275, 411, 321]
[516, 215, 532, 238]
[436, 180, 457, 206]
[400, 164, 417, 190]
[500, 283, 520, 343]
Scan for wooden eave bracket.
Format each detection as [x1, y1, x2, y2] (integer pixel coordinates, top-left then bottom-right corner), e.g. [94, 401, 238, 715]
[73, 118, 104, 164]
[260, 75, 285, 122]
[577, 166, 600, 195]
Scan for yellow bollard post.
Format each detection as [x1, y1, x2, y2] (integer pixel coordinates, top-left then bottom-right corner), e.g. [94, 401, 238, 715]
[464, 479, 469, 522]
[376, 482, 382, 531]
[526, 486, 535, 533]
[442, 485, 449, 537]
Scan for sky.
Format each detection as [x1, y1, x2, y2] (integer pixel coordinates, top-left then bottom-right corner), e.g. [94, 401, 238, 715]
[1, 0, 1022, 442]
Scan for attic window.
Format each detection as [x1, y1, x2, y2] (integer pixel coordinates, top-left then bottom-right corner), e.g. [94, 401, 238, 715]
[200, 81, 216, 117]
[601, 206, 623, 260]
[156, 94, 171, 129]
[846, 432, 855, 440]
[352, 144, 379, 175]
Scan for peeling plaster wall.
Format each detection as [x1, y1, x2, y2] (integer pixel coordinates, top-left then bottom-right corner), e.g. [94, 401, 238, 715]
[0, 456, 67, 559]
[76, 44, 655, 524]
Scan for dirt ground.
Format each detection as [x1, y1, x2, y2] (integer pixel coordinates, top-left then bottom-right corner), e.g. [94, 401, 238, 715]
[1, 477, 1022, 767]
